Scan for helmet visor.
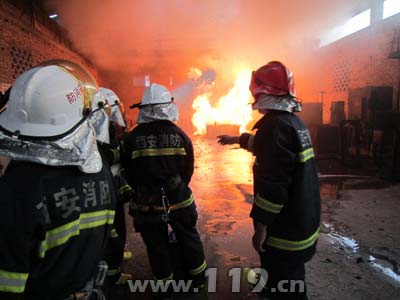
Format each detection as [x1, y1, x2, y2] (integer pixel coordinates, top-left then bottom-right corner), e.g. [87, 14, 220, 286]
[39, 59, 98, 112]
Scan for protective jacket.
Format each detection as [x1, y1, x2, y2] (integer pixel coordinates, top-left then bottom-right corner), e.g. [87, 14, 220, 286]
[239, 110, 321, 262]
[122, 120, 206, 284]
[97, 141, 131, 285]
[123, 120, 194, 210]
[0, 161, 116, 300]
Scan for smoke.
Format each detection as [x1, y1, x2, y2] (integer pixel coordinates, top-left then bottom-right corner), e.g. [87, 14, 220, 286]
[172, 69, 216, 105]
[44, 0, 369, 123]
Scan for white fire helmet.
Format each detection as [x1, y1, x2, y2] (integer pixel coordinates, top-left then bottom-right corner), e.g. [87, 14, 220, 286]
[41, 59, 98, 110]
[99, 87, 120, 106]
[98, 87, 126, 127]
[136, 83, 178, 124]
[89, 91, 110, 144]
[0, 63, 96, 137]
[141, 83, 173, 106]
[92, 91, 108, 111]
[0, 60, 103, 173]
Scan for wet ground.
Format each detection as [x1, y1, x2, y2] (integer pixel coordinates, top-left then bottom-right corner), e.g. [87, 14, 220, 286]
[110, 137, 400, 300]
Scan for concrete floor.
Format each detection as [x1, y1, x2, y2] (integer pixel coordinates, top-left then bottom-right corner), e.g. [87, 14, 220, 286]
[109, 137, 400, 299]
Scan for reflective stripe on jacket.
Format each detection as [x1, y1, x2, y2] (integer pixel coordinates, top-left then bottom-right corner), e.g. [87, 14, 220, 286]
[240, 110, 321, 261]
[122, 120, 194, 207]
[0, 161, 116, 299]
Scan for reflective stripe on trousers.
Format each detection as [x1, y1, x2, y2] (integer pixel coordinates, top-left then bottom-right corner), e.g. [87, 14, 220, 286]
[266, 228, 320, 251]
[189, 260, 207, 276]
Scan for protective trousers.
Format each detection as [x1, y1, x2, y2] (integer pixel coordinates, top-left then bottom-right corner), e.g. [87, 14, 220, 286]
[259, 253, 308, 300]
[103, 200, 126, 289]
[134, 204, 206, 284]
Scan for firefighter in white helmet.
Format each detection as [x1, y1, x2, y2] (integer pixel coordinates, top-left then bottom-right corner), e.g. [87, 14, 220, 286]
[99, 88, 135, 264]
[97, 88, 134, 260]
[89, 88, 133, 289]
[0, 87, 10, 175]
[122, 83, 207, 300]
[0, 60, 116, 300]
[99, 87, 126, 129]
[218, 61, 320, 300]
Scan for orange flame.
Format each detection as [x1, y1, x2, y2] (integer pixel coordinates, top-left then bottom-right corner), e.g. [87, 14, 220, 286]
[192, 68, 253, 135]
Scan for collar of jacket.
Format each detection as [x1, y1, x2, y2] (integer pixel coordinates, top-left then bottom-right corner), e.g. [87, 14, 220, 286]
[252, 110, 292, 130]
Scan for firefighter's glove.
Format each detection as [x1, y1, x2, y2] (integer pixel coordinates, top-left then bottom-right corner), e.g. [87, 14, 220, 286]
[119, 189, 134, 204]
[252, 222, 267, 253]
[217, 135, 240, 145]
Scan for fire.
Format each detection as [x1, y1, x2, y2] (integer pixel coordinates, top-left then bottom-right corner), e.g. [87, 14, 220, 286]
[192, 68, 253, 135]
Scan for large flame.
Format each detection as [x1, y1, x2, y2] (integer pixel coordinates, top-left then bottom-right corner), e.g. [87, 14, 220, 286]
[192, 68, 253, 135]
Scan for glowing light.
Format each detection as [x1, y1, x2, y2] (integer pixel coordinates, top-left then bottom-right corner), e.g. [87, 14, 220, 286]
[192, 67, 253, 135]
[49, 13, 58, 19]
[188, 68, 203, 80]
[320, 9, 371, 47]
[384, 0, 400, 19]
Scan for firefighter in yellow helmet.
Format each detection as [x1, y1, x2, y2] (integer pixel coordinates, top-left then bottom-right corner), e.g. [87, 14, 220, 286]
[219, 61, 321, 300]
[0, 61, 116, 299]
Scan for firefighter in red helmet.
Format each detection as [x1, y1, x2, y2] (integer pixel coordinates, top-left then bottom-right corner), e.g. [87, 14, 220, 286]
[219, 61, 321, 300]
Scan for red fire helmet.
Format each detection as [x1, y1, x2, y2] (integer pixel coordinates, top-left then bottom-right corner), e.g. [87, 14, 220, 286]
[249, 61, 296, 98]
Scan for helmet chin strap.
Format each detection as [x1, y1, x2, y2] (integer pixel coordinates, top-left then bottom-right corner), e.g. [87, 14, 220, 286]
[130, 98, 174, 110]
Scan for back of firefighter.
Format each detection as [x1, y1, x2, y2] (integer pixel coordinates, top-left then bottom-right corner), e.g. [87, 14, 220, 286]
[218, 61, 321, 300]
[99, 87, 131, 256]
[122, 83, 206, 300]
[0, 61, 116, 300]
[89, 87, 132, 289]
[0, 87, 10, 176]
[106, 90, 134, 266]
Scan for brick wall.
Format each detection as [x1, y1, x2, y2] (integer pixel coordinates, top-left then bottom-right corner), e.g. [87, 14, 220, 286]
[0, 1, 99, 93]
[305, 10, 400, 123]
